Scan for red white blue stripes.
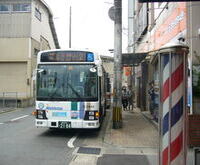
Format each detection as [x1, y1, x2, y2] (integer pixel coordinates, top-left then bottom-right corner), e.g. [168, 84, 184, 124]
[161, 55, 170, 165]
[161, 53, 185, 165]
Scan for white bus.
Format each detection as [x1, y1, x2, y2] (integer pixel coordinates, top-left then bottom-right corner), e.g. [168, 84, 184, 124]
[35, 49, 109, 129]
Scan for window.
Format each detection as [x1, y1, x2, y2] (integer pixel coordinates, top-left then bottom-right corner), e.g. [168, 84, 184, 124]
[37, 64, 98, 101]
[35, 8, 41, 21]
[0, 4, 10, 12]
[0, 3, 31, 13]
[13, 4, 31, 12]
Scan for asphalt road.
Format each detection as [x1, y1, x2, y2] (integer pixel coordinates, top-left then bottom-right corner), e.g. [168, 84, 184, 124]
[0, 107, 109, 165]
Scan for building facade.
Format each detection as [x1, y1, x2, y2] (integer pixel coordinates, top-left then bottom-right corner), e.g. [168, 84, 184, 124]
[128, 0, 200, 120]
[128, 1, 188, 113]
[0, 0, 59, 107]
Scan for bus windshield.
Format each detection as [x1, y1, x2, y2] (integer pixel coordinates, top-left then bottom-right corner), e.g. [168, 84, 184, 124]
[36, 64, 98, 101]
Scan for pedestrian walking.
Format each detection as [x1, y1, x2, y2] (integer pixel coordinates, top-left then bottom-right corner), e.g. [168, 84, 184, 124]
[148, 80, 159, 121]
[122, 86, 129, 111]
[148, 81, 155, 116]
[127, 86, 134, 111]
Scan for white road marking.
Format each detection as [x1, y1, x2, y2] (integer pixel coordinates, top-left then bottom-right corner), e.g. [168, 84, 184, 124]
[0, 123, 4, 125]
[11, 115, 29, 121]
[67, 134, 79, 148]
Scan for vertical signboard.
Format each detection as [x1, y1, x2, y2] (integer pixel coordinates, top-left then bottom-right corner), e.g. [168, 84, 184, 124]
[124, 67, 132, 76]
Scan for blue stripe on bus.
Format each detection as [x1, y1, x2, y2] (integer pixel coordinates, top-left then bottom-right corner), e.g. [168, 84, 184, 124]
[52, 112, 67, 117]
[79, 102, 85, 119]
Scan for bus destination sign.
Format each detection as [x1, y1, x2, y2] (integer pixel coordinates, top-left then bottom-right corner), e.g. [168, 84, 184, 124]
[40, 51, 94, 62]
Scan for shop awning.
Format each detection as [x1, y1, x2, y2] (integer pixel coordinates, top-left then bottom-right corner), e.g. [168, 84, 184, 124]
[122, 53, 147, 66]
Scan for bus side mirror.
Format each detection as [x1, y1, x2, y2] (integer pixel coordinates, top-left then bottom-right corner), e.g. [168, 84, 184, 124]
[89, 67, 97, 73]
[37, 69, 46, 75]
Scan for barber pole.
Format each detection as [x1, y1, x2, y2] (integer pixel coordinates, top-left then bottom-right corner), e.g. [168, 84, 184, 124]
[159, 44, 188, 165]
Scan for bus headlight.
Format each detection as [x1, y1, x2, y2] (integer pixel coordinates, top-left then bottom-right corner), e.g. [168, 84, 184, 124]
[36, 110, 47, 119]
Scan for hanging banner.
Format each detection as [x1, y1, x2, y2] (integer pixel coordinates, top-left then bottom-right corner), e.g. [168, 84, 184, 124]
[124, 67, 132, 76]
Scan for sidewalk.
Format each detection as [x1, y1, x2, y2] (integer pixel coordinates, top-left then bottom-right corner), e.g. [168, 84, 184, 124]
[99, 108, 159, 165]
[70, 108, 159, 165]
[0, 107, 17, 114]
[142, 111, 158, 129]
[104, 108, 158, 148]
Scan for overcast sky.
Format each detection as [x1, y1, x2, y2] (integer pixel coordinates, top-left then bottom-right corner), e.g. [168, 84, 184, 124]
[44, 0, 128, 54]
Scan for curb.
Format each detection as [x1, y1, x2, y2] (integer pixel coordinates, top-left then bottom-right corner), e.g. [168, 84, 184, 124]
[103, 108, 113, 146]
[142, 112, 158, 130]
[0, 108, 17, 114]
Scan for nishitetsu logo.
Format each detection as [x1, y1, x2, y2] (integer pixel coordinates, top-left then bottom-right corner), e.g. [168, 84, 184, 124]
[71, 112, 78, 119]
[38, 103, 45, 109]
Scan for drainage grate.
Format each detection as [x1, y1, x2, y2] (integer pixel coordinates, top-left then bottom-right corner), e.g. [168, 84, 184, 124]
[77, 147, 101, 155]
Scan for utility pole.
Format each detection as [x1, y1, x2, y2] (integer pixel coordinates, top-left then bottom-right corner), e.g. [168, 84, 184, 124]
[69, 6, 72, 48]
[113, 0, 122, 129]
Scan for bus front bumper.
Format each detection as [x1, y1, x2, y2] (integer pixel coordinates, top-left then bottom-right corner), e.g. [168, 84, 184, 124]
[35, 119, 100, 129]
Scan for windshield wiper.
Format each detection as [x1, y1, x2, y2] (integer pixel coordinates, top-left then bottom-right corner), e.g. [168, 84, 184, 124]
[48, 88, 59, 98]
[67, 82, 82, 98]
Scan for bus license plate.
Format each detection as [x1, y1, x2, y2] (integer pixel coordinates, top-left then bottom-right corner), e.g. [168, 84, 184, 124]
[58, 121, 71, 129]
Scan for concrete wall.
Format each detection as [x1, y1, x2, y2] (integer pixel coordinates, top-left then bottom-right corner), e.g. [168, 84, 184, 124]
[0, 0, 31, 37]
[132, 2, 187, 113]
[187, 2, 200, 65]
[0, 13, 31, 37]
[135, 2, 186, 53]
[0, 38, 29, 100]
[187, 2, 200, 114]
[128, 0, 134, 53]
[31, 0, 56, 49]
[0, 0, 58, 107]
[0, 62, 27, 97]
[0, 38, 29, 61]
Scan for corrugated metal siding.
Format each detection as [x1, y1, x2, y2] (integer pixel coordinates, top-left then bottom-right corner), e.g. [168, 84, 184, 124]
[0, 38, 29, 61]
[0, 62, 27, 97]
[0, 13, 31, 37]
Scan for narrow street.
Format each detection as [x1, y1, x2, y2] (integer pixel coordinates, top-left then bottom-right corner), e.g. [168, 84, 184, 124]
[0, 107, 159, 165]
[0, 108, 75, 165]
[0, 0, 200, 164]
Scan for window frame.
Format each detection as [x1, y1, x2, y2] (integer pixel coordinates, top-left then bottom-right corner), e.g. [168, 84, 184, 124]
[0, 4, 11, 13]
[0, 3, 31, 13]
[35, 7, 41, 21]
[12, 3, 31, 13]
